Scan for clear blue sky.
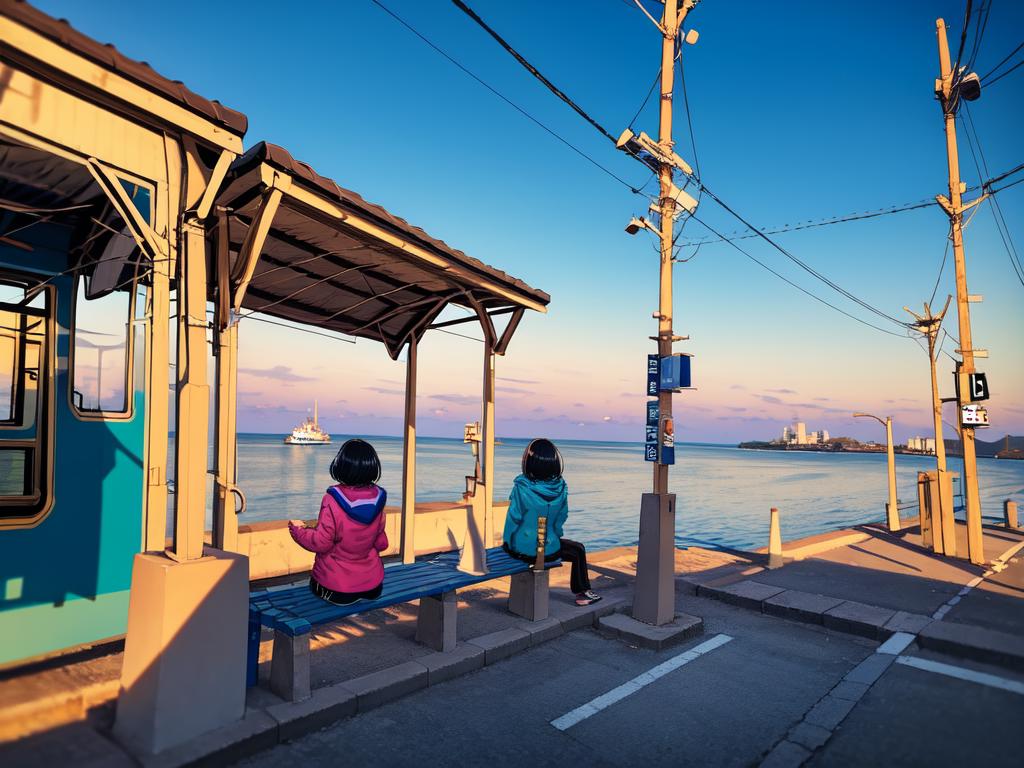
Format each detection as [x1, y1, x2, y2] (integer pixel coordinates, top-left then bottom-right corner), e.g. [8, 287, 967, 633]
[35, 0, 1024, 443]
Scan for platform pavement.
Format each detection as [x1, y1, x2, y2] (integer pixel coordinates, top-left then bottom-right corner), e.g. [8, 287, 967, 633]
[2, 522, 1021, 766]
[231, 592, 1024, 768]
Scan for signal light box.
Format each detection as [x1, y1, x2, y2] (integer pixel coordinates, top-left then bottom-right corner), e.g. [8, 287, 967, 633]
[659, 353, 692, 391]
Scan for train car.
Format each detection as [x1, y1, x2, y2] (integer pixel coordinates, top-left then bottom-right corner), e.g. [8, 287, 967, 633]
[0, 0, 246, 666]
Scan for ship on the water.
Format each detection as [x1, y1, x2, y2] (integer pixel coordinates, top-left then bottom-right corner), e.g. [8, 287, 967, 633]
[285, 402, 331, 445]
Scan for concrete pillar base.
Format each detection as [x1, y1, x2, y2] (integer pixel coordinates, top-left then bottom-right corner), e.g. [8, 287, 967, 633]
[113, 548, 249, 755]
[632, 492, 676, 626]
[416, 591, 456, 652]
[270, 630, 311, 702]
[508, 569, 549, 621]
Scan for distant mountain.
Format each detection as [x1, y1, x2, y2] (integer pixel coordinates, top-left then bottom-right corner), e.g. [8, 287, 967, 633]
[944, 434, 1024, 458]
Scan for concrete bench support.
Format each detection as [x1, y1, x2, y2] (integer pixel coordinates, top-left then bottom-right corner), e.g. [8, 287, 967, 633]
[508, 569, 549, 621]
[270, 630, 311, 703]
[416, 591, 457, 652]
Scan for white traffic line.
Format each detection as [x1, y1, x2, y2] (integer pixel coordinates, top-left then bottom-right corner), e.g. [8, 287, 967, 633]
[929, 537, 1024, 621]
[550, 634, 733, 732]
[896, 655, 1024, 696]
[876, 631, 915, 655]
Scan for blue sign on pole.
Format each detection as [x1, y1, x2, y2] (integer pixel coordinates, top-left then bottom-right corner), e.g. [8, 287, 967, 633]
[644, 443, 658, 462]
[647, 354, 660, 396]
[659, 354, 692, 390]
[646, 401, 659, 426]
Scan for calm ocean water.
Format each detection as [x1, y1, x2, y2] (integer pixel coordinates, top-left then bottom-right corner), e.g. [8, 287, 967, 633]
[210, 435, 1024, 551]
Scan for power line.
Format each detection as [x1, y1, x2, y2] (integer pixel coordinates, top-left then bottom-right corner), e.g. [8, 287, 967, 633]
[978, 39, 1024, 82]
[450, 0, 618, 143]
[447, 0, 906, 332]
[689, 212, 909, 338]
[982, 57, 1024, 87]
[677, 198, 936, 245]
[367, 0, 646, 193]
[628, 68, 661, 130]
[696, 182, 909, 328]
[962, 104, 1024, 287]
[929, 234, 952, 307]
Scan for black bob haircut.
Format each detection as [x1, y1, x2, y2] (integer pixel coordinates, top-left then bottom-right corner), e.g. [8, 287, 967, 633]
[521, 438, 563, 481]
[330, 439, 382, 486]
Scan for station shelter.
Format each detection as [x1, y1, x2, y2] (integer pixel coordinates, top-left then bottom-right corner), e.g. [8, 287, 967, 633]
[0, 0, 548, 697]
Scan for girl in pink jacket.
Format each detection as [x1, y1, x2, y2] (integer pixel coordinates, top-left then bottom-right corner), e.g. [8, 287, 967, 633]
[289, 439, 388, 605]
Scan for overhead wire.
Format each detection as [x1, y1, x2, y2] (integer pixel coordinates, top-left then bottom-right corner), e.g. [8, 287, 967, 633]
[367, 0, 647, 193]
[978, 39, 1024, 82]
[961, 103, 1024, 287]
[982, 57, 1024, 87]
[689, 212, 909, 338]
[416, 0, 916, 335]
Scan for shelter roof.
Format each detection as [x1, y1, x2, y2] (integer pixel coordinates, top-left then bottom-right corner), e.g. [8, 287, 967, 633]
[216, 142, 549, 358]
[0, 0, 247, 136]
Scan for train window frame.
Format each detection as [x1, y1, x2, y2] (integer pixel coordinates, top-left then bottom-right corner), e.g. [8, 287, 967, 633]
[0, 278, 56, 529]
[69, 277, 137, 421]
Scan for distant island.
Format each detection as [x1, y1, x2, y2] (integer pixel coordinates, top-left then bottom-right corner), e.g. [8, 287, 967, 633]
[738, 420, 1023, 460]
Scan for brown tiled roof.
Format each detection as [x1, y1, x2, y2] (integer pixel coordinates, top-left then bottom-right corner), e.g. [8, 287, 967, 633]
[236, 142, 550, 306]
[0, 0, 247, 135]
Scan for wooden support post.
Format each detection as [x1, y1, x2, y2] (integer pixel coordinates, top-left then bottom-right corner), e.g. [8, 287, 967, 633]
[213, 211, 241, 552]
[213, 321, 240, 551]
[171, 220, 210, 562]
[143, 235, 170, 552]
[768, 507, 783, 569]
[938, 469, 958, 559]
[481, 338, 496, 548]
[918, 472, 933, 549]
[400, 338, 418, 564]
[1005, 500, 1019, 530]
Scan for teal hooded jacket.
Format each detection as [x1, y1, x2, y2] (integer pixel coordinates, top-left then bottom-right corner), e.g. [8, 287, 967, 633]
[502, 474, 569, 558]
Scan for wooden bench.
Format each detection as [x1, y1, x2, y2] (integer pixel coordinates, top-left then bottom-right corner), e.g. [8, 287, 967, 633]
[247, 546, 558, 700]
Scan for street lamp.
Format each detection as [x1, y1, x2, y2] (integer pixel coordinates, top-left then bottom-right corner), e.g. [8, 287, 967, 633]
[853, 412, 899, 532]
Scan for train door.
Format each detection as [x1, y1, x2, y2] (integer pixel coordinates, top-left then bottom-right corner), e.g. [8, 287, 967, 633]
[0, 196, 148, 666]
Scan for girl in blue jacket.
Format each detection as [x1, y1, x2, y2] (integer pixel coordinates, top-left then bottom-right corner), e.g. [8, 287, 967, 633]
[502, 439, 601, 606]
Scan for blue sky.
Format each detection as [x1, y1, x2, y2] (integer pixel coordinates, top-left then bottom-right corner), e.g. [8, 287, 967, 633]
[36, 0, 1024, 443]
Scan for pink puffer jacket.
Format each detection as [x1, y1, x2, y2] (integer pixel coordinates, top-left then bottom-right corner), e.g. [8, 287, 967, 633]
[288, 484, 388, 593]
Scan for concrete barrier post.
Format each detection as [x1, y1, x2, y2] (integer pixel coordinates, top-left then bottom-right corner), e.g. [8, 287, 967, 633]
[1005, 500, 1019, 530]
[768, 507, 783, 569]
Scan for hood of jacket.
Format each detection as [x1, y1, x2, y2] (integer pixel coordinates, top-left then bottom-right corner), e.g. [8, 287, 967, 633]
[327, 485, 387, 525]
[512, 474, 567, 508]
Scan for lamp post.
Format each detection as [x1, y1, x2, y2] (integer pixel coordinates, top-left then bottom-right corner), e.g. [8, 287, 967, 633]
[854, 413, 899, 531]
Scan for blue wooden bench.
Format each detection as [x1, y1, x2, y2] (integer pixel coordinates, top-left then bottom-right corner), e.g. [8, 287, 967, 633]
[248, 546, 559, 700]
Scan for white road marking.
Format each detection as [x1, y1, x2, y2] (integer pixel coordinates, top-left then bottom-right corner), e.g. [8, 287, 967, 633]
[550, 633, 733, 731]
[930, 537, 1024, 621]
[896, 656, 1024, 696]
[876, 632, 916, 655]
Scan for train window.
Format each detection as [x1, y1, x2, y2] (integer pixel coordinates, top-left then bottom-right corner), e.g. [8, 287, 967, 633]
[71, 278, 133, 416]
[0, 279, 53, 524]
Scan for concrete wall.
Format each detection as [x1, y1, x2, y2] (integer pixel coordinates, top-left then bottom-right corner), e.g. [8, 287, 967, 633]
[239, 502, 510, 582]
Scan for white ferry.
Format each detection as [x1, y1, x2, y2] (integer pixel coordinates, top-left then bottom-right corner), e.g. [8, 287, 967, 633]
[285, 402, 331, 444]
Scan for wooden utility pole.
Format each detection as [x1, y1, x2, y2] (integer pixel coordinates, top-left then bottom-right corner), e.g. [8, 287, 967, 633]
[905, 298, 951, 474]
[652, 0, 693, 494]
[935, 18, 985, 564]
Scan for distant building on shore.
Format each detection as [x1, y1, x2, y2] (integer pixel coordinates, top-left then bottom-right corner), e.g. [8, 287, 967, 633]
[907, 436, 936, 454]
[781, 421, 829, 446]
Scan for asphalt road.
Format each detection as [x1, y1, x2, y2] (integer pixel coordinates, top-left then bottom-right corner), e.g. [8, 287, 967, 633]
[234, 595, 1023, 767]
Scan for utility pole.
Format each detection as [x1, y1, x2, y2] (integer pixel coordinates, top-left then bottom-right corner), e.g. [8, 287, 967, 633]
[652, 0, 690, 494]
[935, 18, 985, 564]
[905, 297, 958, 556]
[904, 298, 951, 475]
[623, 0, 698, 627]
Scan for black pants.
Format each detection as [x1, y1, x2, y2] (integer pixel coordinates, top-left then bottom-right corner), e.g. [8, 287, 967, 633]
[559, 538, 592, 594]
[504, 538, 592, 594]
[309, 577, 383, 606]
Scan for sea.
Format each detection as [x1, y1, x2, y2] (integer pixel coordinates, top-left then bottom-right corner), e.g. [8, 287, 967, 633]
[214, 435, 1024, 551]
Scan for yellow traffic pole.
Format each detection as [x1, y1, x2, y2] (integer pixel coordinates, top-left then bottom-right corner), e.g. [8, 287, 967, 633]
[884, 417, 899, 531]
